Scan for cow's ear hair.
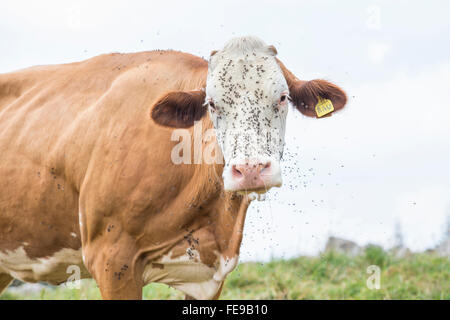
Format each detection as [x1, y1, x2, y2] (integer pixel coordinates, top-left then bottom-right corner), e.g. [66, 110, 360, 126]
[289, 79, 347, 118]
[150, 90, 207, 128]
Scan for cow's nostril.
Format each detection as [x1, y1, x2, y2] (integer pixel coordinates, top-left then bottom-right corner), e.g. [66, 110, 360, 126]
[232, 165, 243, 177]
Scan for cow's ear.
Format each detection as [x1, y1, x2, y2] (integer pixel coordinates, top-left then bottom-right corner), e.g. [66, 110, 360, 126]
[276, 59, 347, 118]
[151, 90, 207, 128]
[289, 79, 347, 118]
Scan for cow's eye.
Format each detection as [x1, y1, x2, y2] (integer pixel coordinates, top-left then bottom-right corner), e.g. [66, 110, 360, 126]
[205, 99, 216, 111]
[280, 94, 290, 104]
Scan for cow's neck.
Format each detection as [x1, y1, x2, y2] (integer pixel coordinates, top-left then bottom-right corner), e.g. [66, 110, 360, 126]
[192, 116, 251, 261]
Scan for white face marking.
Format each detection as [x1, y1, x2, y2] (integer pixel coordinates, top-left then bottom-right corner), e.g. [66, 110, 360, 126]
[70, 232, 77, 238]
[206, 37, 288, 191]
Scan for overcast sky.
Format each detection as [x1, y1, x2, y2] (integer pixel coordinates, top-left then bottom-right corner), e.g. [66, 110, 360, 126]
[1, 0, 449, 260]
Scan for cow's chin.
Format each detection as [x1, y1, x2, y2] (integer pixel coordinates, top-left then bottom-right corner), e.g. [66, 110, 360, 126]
[225, 183, 282, 202]
[222, 177, 283, 196]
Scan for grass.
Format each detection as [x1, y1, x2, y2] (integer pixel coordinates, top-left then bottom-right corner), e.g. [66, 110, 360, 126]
[1, 248, 449, 300]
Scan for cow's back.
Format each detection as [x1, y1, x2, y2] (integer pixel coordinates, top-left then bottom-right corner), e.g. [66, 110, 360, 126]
[0, 50, 208, 284]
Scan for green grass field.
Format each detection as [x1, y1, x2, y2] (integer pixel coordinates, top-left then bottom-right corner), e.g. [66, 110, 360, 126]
[1, 247, 449, 300]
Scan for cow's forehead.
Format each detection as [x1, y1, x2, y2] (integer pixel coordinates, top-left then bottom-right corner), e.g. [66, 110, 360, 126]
[206, 37, 288, 102]
[206, 54, 287, 103]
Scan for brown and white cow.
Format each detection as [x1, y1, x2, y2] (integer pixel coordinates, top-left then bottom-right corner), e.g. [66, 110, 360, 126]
[0, 36, 346, 299]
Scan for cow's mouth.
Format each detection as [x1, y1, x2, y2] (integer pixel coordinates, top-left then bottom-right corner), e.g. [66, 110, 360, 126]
[235, 184, 280, 195]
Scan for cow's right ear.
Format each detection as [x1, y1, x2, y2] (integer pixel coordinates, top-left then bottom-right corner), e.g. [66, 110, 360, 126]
[150, 90, 207, 128]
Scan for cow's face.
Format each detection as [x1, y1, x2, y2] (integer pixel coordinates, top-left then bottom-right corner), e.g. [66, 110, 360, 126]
[151, 36, 347, 195]
[205, 39, 288, 192]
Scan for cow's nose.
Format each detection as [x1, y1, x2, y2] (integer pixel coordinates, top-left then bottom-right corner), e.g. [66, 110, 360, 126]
[231, 161, 272, 191]
[232, 161, 270, 178]
[223, 158, 283, 192]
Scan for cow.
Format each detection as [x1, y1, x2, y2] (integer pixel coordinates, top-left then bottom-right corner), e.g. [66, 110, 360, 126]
[0, 36, 347, 299]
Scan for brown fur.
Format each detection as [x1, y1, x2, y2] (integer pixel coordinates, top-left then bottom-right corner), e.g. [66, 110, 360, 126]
[289, 79, 347, 117]
[277, 58, 347, 117]
[0, 274, 13, 295]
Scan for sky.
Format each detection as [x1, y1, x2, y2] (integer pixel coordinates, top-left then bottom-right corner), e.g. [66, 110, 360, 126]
[1, 0, 449, 260]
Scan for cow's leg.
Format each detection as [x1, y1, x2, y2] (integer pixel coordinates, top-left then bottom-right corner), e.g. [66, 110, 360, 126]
[83, 238, 144, 300]
[0, 274, 13, 296]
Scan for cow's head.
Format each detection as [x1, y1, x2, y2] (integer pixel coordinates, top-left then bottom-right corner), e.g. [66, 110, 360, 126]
[151, 36, 347, 194]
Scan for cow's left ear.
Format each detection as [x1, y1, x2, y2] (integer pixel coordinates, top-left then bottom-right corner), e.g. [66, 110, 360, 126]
[150, 90, 207, 128]
[276, 59, 347, 118]
[289, 79, 347, 118]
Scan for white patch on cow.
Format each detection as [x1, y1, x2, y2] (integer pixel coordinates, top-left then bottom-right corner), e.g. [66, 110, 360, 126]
[70, 232, 77, 238]
[22, 242, 29, 246]
[172, 279, 220, 300]
[0, 246, 83, 282]
[213, 255, 238, 282]
[142, 249, 222, 300]
[142, 249, 240, 300]
[247, 192, 258, 201]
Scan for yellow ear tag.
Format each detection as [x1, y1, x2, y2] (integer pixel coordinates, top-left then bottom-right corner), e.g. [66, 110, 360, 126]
[315, 97, 334, 118]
